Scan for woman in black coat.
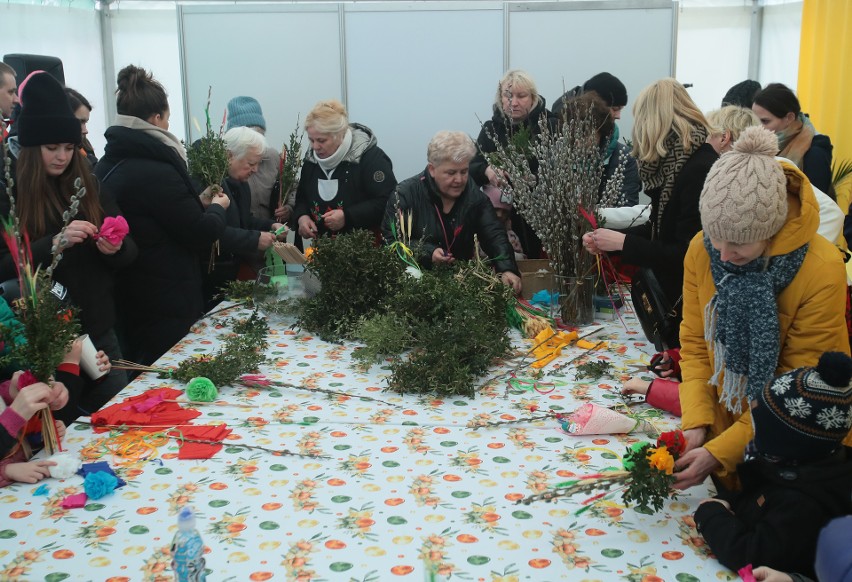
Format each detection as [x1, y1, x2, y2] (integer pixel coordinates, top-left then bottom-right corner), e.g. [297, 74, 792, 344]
[0, 72, 136, 414]
[95, 65, 230, 367]
[583, 78, 718, 334]
[383, 131, 521, 294]
[294, 99, 396, 243]
[471, 69, 559, 258]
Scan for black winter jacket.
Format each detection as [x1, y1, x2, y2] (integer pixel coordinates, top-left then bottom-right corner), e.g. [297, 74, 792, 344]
[801, 133, 832, 195]
[0, 165, 137, 339]
[621, 143, 718, 309]
[293, 124, 396, 238]
[95, 126, 227, 365]
[695, 447, 852, 579]
[382, 169, 519, 276]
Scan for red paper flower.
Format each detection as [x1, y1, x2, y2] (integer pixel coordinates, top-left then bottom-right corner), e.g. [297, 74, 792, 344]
[18, 370, 39, 390]
[96, 216, 129, 246]
[656, 429, 686, 457]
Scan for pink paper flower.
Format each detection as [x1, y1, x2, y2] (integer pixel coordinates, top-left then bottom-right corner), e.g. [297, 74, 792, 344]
[738, 565, 756, 582]
[96, 216, 129, 245]
[18, 370, 39, 390]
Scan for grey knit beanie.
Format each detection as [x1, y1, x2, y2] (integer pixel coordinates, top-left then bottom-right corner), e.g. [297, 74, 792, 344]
[699, 126, 787, 244]
[226, 96, 266, 131]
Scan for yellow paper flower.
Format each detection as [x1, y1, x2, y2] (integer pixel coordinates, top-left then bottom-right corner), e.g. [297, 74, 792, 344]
[648, 446, 675, 475]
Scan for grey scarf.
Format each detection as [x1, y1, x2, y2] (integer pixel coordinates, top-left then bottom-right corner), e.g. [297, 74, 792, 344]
[703, 235, 807, 413]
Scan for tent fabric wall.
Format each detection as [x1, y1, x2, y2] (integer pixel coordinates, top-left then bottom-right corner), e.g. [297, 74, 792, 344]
[798, 0, 851, 165]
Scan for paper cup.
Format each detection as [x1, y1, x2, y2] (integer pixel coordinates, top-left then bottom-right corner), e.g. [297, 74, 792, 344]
[79, 334, 107, 380]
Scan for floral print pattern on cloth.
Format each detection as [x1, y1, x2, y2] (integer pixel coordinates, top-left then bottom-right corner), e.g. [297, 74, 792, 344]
[0, 304, 735, 581]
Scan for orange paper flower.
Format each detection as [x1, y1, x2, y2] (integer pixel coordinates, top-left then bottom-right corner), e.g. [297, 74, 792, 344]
[648, 446, 675, 475]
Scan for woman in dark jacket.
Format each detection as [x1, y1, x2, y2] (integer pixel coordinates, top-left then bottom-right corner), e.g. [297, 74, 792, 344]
[471, 69, 559, 258]
[583, 78, 717, 344]
[294, 99, 395, 243]
[202, 126, 284, 307]
[0, 72, 136, 414]
[383, 131, 521, 294]
[752, 83, 832, 194]
[95, 65, 229, 367]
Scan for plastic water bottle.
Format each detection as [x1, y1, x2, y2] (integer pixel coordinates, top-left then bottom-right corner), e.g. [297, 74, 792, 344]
[171, 507, 207, 582]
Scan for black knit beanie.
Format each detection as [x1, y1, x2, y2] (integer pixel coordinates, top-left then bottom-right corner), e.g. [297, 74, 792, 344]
[17, 72, 81, 147]
[753, 352, 852, 460]
[721, 80, 762, 108]
[582, 72, 627, 108]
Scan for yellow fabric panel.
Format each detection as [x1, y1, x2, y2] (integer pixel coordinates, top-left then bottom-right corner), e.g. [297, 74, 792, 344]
[798, 0, 852, 163]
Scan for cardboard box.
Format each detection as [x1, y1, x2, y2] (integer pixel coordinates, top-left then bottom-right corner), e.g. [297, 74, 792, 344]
[518, 259, 554, 300]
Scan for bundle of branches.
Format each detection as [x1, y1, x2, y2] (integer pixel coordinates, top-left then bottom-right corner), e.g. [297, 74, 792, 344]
[161, 311, 270, 387]
[487, 94, 626, 316]
[297, 230, 405, 341]
[187, 86, 229, 198]
[352, 261, 513, 397]
[279, 118, 304, 207]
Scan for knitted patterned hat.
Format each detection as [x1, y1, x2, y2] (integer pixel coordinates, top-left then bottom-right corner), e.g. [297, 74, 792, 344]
[699, 126, 787, 244]
[226, 96, 266, 131]
[582, 73, 627, 108]
[753, 352, 852, 460]
[17, 72, 81, 147]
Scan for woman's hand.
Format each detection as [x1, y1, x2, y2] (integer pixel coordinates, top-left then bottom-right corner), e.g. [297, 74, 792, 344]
[274, 205, 292, 222]
[500, 271, 522, 295]
[47, 381, 69, 411]
[96, 351, 111, 373]
[55, 220, 97, 250]
[752, 567, 794, 582]
[582, 232, 602, 255]
[432, 248, 455, 265]
[95, 237, 122, 255]
[10, 383, 51, 420]
[590, 228, 626, 253]
[55, 419, 66, 440]
[682, 427, 707, 453]
[3, 460, 55, 484]
[485, 166, 507, 188]
[673, 446, 721, 490]
[63, 337, 84, 366]
[298, 216, 318, 239]
[621, 377, 652, 397]
[322, 209, 345, 232]
[257, 231, 276, 251]
[210, 191, 230, 210]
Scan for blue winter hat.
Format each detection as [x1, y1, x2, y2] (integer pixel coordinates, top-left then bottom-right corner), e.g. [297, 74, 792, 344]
[226, 96, 265, 131]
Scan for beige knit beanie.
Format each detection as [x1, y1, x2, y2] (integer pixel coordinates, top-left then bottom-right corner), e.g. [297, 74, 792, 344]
[699, 126, 787, 244]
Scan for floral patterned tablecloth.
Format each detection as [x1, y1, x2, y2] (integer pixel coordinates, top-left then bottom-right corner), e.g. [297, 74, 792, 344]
[0, 305, 734, 582]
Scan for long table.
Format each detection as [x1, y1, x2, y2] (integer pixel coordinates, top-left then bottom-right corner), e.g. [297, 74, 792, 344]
[0, 305, 733, 581]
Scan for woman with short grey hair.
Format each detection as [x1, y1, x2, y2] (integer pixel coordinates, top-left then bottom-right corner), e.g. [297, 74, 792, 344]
[383, 130, 521, 294]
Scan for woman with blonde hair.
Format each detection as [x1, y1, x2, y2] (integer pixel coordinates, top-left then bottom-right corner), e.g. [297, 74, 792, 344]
[471, 69, 558, 258]
[705, 105, 761, 155]
[294, 100, 396, 242]
[583, 78, 718, 347]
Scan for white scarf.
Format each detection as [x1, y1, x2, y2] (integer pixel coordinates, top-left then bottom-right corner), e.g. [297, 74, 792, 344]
[315, 128, 353, 178]
[113, 114, 188, 163]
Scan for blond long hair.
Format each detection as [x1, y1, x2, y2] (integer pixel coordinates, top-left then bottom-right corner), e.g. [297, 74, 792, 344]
[632, 78, 710, 163]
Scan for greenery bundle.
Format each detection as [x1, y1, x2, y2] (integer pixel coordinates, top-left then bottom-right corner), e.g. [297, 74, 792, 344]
[297, 230, 405, 341]
[294, 231, 513, 397]
[160, 311, 270, 387]
[187, 86, 229, 198]
[279, 118, 304, 207]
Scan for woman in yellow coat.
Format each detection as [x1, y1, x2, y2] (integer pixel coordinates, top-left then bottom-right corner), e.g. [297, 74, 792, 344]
[674, 126, 850, 490]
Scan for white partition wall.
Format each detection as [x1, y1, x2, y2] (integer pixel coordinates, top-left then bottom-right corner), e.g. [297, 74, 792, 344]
[178, 4, 343, 152]
[344, 3, 504, 178]
[508, 0, 675, 150]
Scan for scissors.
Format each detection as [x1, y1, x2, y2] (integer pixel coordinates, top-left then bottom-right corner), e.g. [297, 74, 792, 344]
[623, 352, 669, 378]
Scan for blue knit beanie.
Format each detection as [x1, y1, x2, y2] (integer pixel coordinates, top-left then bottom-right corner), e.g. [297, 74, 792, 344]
[226, 96, 265, 131]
